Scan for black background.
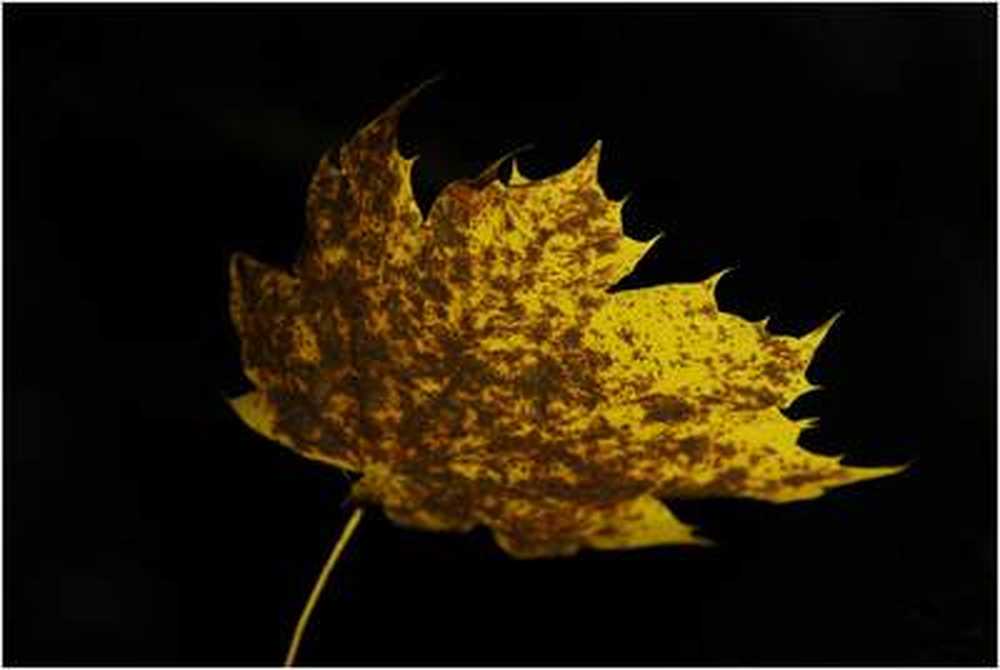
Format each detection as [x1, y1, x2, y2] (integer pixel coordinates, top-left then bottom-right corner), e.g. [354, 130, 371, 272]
[6, 4, 997, 666]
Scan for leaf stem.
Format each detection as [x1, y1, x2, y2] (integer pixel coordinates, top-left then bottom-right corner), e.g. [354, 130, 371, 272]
[284, 507, 364, 667]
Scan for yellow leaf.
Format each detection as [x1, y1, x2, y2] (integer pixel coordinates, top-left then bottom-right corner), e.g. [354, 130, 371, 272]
[228, 84, 904, 559]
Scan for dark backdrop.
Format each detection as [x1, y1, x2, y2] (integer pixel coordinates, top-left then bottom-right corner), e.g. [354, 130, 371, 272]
[6, 4, 996, 666]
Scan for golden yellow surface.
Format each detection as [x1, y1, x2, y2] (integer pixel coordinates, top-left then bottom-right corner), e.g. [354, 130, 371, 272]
[228, 85, 903, 557]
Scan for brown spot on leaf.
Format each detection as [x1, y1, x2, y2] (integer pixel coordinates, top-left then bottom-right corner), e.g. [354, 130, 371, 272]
[641, 394, 693, 423]
[677, 436, 709, 460]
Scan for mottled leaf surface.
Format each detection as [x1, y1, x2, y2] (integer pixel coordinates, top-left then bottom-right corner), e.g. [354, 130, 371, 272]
[229, 87, 902, 557]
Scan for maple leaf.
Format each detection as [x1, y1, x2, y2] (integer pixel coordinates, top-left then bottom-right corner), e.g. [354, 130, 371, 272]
[228, 83, 903, 560]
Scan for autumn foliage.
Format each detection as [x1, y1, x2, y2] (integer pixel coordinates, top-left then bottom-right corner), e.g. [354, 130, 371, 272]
[228, 85, 902, 557]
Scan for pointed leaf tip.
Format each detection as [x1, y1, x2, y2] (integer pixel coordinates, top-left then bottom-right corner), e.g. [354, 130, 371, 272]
[354, 75, 444, 149]
[703, 266, 736, 294]
[839, 460, 910, 486]
[509, 157, 530, 186]
[384, 74, 444, 116]
[473, 144, 535, 187]
[554, 139, 604, 185]
[801, 310, 844, 348]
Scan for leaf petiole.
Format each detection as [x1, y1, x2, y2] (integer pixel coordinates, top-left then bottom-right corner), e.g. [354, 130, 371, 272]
[284, 507, 364, 667]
